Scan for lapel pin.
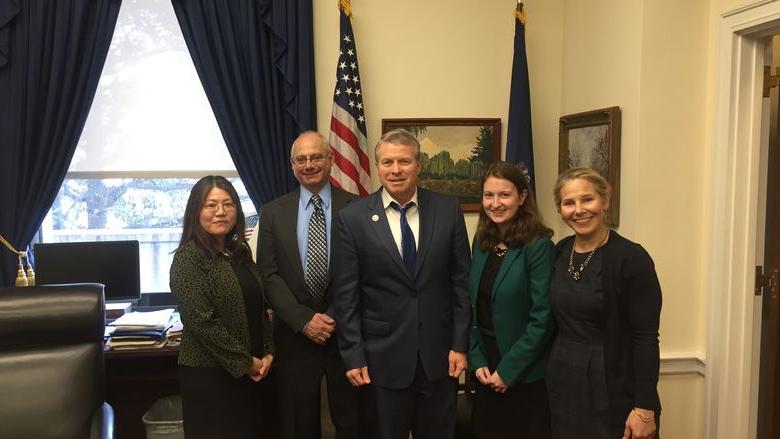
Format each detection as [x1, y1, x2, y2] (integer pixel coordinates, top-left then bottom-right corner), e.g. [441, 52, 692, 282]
[371, 214, 379, 222]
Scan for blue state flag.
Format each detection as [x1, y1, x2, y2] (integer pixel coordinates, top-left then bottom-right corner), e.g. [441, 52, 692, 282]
[504, 2, 535, 191]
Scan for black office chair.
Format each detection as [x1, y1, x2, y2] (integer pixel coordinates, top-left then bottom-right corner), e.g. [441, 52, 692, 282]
[0, 283, 114, 439]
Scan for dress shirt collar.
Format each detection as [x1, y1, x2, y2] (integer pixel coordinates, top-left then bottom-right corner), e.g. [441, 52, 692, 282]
[299, 183, 332, 210]
[381, 187, 418, 210]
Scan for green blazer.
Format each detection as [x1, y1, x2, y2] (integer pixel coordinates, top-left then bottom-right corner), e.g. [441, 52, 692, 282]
[170, 241, 274, 378]
[468, 235, 555, 386]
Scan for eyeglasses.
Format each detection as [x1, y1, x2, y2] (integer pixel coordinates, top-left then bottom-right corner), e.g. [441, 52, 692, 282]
[202, 202, 237, 213]
[292, 154, 329, 166]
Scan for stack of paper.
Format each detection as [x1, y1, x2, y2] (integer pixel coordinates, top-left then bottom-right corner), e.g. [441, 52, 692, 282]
[107, 308, 175, 350]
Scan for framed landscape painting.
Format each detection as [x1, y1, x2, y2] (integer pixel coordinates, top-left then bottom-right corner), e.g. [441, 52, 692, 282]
[381, 118, 501, 212]
[558, 106, 621, 225]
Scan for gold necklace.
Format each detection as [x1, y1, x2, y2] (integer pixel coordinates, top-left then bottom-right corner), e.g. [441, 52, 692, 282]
[567, 230, 609, 281]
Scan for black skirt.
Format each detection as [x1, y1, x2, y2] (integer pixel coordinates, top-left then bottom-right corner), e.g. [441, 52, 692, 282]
[471, 333, 551, 439]
[178, 365, 278, 439]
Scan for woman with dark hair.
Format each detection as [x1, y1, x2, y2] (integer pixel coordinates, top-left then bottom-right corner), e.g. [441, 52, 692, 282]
[170, 175, 275, 439]
[547, 167, 661, 439]
[468, 161, 556, 439]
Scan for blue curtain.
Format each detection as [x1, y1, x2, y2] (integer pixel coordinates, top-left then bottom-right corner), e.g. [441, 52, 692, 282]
[0, 0, 121, 287]
[171, 0, 317, 209]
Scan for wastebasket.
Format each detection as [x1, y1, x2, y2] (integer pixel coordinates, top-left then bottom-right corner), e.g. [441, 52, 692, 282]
[142, 395, 184, 439]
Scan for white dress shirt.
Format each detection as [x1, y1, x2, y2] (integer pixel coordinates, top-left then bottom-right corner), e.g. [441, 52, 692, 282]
[381, 188, 419, 255]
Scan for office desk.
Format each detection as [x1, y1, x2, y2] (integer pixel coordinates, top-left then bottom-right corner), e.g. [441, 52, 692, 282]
[105, 346, 180, 439]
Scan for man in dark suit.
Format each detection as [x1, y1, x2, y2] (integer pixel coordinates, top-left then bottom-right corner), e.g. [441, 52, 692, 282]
[333, 129, 472, 439]
[258, 131, 360, 439]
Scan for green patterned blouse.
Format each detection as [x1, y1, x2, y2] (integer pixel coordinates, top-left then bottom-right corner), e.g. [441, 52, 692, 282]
[170, 241, 274, 378]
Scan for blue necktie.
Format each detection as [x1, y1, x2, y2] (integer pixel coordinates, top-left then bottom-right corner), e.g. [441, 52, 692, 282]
[390, 201, 417, 275]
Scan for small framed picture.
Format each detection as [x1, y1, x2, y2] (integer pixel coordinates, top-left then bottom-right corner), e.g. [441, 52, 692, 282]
[559, 107, 621, 225]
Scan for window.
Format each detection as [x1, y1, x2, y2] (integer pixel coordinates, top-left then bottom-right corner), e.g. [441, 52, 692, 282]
[40, 177, 255, 293]
[38, 0, 253, 293]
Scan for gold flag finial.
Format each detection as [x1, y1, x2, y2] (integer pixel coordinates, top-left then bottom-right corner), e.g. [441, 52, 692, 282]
[339, 0, 352, 17]
[515, 2, 527, 25]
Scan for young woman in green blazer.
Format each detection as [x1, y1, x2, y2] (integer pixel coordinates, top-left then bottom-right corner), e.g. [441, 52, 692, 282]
[468, 161, 556, 439]
[170, 176, 276, 439]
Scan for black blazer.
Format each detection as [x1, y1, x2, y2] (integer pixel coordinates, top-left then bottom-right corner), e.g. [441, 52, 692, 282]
[333, 187, 471, 389]
[555, 231, 662, 416]
[257, 186, 357, 361]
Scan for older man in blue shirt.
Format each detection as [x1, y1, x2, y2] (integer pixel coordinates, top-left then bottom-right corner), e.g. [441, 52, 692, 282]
[258, 131, 361, 439]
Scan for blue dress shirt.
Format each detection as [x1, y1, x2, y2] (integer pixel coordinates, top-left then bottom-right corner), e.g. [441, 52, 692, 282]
[297, 184, 333, 275]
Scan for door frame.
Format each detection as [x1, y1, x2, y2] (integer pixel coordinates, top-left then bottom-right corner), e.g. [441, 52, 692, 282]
[709, 1, 780, 438]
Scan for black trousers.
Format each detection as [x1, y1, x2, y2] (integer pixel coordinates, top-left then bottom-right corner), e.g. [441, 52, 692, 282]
[178, 365, 278, 439]
[371, 359, 458, 439]
[274, 349, 362, 439]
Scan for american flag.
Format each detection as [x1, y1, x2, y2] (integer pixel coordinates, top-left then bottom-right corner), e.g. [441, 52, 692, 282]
[328, 1, 371, 196]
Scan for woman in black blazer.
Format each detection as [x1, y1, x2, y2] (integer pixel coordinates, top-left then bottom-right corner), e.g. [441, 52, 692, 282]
[170, 176, 276, 439]
[468, 161, 556, 439]
[547, 167, 661, 439]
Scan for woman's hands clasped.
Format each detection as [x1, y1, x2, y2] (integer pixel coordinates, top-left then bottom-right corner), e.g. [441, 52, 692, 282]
[475, 366, 508, 393]
[247, 354, 274, 382]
